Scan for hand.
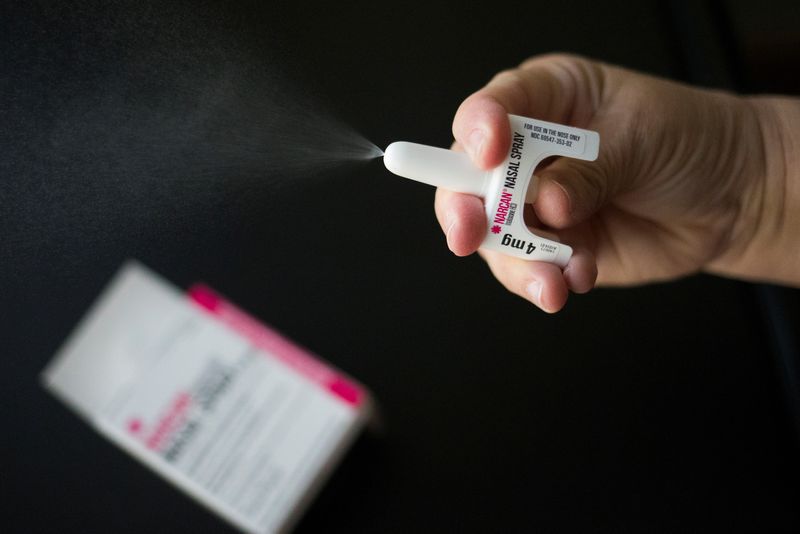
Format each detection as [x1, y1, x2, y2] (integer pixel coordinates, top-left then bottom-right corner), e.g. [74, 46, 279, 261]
[435, 53, 798, 312]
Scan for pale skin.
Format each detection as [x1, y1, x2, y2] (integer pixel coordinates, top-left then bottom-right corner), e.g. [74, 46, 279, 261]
[436, 54, 800, 312]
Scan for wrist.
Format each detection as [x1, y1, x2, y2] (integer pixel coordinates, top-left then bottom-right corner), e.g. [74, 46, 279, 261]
[707, 96, 800, 285]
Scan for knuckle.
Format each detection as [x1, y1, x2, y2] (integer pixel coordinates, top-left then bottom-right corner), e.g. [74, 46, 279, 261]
[486, 69, 530, 111]
[580, 166, 609, 212]
[519, 52, 586, 72]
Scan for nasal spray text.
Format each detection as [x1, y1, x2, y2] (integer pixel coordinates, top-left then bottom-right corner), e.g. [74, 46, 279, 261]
[383, 115, 600, 267]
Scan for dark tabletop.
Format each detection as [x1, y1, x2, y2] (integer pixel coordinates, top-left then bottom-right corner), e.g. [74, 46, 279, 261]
[3, 1, 799, 532]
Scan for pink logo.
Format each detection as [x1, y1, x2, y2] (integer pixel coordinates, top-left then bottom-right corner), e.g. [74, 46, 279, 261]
[491, 225, 502, 234]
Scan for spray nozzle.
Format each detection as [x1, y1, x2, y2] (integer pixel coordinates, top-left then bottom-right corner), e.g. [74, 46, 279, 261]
[383, 115, 599, 267]
[383, 141, 490, 197]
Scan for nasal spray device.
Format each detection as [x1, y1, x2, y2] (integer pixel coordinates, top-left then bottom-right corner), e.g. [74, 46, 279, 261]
[383, 115, 599, 267]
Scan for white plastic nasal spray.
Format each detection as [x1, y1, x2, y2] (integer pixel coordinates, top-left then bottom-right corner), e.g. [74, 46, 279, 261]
[384, 115, 599, 267]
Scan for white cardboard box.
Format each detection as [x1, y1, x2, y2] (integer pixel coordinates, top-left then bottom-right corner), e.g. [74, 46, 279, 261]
[42, 262, 372, 533]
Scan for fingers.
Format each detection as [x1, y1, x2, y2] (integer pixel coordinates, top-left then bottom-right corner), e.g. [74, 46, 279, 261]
[562, 245, 597, 294]
[452, 54, 620, 230]
[452, 54, 602, 169]
[439, 54, 609, 311]
[434, 181, 599, 310]
[434, 187, 486, 256]
[439, 54, 606, 259]
[434, 141, 487, 257]
[435, 183, 599, 310]
[533, 155, 618, 229]
[477, 240, 597, 313]
[452, 95, 511, 170]
[480, 249, 567, 313]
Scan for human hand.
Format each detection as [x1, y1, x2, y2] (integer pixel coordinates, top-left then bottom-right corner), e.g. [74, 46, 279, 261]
[436, 53, 798, 312]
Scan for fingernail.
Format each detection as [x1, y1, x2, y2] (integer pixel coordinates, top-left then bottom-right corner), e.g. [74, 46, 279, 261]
[466, 129, 485, 161]
[541, 173, 573, 215]
[562, 264, 572, 282]
[445, 212, 458, 252]
[526, 280, 544, 308]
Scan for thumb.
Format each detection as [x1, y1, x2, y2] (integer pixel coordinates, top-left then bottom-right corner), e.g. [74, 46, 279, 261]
[530, 156, 620, 229]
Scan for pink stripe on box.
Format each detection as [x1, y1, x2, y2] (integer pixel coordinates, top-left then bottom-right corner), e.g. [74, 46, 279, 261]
[187, 284, 363, 408]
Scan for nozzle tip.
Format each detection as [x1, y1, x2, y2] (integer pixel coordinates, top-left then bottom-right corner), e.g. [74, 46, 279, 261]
[382, 142, 403, 174]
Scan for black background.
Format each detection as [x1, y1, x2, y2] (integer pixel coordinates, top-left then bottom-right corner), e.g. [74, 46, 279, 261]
[3, 1, 800, 532]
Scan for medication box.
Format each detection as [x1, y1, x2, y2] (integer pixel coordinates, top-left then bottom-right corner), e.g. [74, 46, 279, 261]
[42, 262, 371, 533]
